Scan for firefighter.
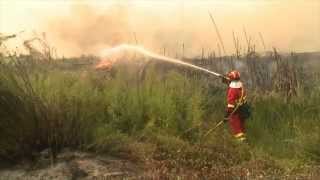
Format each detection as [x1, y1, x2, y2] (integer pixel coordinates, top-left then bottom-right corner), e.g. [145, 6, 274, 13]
[222, 70, 248, 142]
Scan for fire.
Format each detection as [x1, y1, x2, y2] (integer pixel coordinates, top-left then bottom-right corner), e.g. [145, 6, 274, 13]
[95, 58, 113, 70]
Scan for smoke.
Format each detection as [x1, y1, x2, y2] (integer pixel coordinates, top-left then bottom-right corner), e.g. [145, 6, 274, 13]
[36, 1, 320, 57]
[41, 2, 220, 57]
[44, 3, 131, 56]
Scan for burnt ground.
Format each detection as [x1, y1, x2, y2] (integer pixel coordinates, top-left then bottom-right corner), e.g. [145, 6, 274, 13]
[0, 150, 142, 180]
[0, 149, 319, 180]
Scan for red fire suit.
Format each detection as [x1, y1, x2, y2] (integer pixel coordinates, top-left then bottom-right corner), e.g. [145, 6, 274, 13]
[226, 81, 246, 140]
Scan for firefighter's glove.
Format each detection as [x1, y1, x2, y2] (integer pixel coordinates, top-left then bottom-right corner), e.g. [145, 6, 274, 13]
[221, 76, 230, 85]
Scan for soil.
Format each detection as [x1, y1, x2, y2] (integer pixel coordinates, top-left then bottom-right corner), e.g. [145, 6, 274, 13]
[0, 149, 142, 180]
[1, 149, 319, 179]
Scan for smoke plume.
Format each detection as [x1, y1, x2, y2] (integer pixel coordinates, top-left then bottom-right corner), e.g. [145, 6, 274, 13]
[44, 4, 131, 56]
[36, 1, 320, 57]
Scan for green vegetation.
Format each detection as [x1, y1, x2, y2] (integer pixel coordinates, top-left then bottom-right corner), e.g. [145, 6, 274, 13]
[0, 55, 319, 178]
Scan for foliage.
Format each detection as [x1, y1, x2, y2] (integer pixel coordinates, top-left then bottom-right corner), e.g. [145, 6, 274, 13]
[0, 54, 319, 177]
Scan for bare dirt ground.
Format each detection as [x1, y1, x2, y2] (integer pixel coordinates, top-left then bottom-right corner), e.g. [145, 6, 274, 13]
[1, 149, 319, 180]
[0, 150, 142, 180]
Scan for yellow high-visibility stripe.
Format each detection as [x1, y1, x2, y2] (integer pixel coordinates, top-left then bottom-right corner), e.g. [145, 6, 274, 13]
[234, 132, 244, 138]
[228, 104, 235, 108]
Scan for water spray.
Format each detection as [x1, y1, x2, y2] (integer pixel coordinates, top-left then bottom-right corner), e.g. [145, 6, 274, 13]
[98, 44, 224, 78]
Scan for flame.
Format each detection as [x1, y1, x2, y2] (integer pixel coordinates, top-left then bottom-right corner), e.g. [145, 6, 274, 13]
[95, 58, 113, 70]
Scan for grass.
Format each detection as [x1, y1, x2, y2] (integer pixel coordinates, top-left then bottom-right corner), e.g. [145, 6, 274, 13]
[0, 54, 319, 178]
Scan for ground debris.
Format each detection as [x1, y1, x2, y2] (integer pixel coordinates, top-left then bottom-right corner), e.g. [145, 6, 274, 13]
[1, 150, 319, 179]
[0, 150, 141, 180]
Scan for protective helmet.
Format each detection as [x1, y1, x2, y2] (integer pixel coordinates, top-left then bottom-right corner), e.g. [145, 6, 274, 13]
[227, 70, 240, 80]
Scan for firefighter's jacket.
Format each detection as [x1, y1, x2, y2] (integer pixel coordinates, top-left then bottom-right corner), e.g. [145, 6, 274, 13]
[226, 81, 246, 113]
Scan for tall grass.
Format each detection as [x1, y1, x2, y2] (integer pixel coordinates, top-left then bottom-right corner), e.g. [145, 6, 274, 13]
[0, 54, 319, 176]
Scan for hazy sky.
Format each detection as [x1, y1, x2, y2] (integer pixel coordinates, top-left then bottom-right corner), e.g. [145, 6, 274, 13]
[1, 0, 319, 57]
